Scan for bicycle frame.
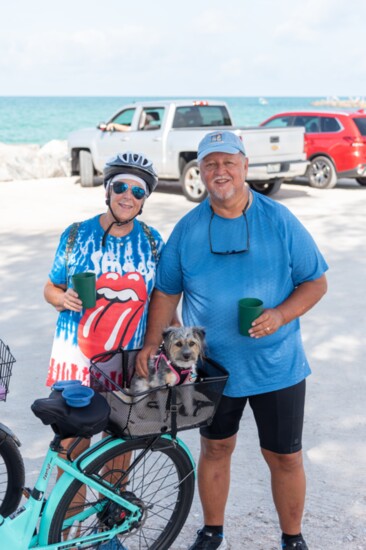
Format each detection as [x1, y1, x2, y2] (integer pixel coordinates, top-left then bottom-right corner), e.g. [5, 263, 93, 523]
[0, 433, 195, 549]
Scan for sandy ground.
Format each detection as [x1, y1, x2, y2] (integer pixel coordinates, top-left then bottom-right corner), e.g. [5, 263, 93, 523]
[0, 176, 365, 549]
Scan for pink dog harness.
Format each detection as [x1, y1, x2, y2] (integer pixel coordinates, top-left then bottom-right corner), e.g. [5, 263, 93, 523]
[153, 352, 196, 386]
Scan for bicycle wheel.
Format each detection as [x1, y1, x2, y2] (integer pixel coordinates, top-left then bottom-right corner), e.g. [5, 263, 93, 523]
[47, 437, 195, 549]
[0, 430, 25, 516]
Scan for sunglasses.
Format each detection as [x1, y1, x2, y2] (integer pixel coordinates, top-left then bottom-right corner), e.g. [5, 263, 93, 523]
[111, 181, 146, 200]
[209, 198, 250, 255]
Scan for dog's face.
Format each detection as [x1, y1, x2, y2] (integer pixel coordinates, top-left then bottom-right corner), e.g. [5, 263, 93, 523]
[162, 326, 206, 369]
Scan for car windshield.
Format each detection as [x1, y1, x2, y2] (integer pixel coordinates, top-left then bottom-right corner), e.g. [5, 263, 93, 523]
[262, 117, 292, 127]
[353, 117, 366, 136]
[112, 108, 135, 126]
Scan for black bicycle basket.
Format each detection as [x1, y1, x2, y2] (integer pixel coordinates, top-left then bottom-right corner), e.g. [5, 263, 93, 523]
[0, 339, 16, 402]
[89, 348, 229, 438]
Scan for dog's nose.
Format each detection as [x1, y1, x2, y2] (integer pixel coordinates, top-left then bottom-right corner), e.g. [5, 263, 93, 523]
[182, 351, 192, 360]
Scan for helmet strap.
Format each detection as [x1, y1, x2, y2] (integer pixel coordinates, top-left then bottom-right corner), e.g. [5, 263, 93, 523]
[102, 192, 143, 247]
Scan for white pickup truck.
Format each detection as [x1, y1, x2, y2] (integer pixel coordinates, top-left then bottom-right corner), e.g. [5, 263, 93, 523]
[68, 100, 308, 202]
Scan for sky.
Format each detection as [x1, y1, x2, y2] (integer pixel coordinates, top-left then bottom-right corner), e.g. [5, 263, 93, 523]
[1, 0, 365, 97]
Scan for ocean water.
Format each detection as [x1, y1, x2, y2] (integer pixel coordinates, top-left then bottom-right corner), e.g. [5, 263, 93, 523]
[0, 96, 349, 145]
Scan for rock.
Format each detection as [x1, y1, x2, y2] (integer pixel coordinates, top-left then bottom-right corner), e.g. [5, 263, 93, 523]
[38, 140, 71, 178]
[0, 140, 70, 181]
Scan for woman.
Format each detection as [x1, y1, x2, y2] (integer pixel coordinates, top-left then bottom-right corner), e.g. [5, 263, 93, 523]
[44, 152, 168, 550]
[44, 151, 164, 388]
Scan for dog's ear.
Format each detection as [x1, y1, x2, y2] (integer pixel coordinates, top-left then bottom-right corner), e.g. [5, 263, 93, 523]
[162, 326, 175, 340]
[193, 327, 206, 341]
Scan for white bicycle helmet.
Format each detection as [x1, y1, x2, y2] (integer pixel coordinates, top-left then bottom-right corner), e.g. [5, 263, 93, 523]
[103, 152, 158, 196]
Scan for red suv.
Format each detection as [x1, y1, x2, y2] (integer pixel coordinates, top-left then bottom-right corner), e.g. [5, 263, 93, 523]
[260, 110, 366, 188]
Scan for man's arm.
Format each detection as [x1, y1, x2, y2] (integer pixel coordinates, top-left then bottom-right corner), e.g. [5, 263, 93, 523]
[249, 274, 328, 338]
[106, 122, 130, 132]
[135, 289, 181, 377]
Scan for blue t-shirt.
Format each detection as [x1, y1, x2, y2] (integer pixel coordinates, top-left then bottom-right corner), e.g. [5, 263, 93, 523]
[47, 215, 164, 386]
[156, 192, 328, 397]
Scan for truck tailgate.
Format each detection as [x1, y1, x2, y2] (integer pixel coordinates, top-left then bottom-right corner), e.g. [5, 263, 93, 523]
[234, 127, 306, 163]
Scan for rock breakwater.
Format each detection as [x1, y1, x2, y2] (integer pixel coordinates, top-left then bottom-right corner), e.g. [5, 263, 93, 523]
[0, 140, 70, 181]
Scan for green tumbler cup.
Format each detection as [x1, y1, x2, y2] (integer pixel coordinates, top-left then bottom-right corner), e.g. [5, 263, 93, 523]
[72, 272, 96, 309]
[238, 298, 264, 336]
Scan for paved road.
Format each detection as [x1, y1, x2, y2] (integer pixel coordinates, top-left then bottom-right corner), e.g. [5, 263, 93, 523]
[0, 176, 365, 549]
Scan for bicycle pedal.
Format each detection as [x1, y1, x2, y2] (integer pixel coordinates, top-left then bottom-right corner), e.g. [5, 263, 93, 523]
[22, 487, 33, 499]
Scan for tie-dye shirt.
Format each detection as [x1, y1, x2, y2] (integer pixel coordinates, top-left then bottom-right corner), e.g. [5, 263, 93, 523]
[46, 214, 164, 386]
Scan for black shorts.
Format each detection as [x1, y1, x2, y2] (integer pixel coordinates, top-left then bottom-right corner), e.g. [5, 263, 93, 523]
[200, 379, 306, 454]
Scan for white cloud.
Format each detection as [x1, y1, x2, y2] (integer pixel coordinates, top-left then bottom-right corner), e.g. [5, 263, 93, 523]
[193, 9, 235, 34]
[1, 0, 366, 95]
[220, 57, 243, 76]
[274, 0, 362, 42]
[0, 26, 160, 72]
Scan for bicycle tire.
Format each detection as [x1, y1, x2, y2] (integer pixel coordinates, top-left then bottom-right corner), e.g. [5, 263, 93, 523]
[0, 431, 25, 517]
[47, 437, 195, 549]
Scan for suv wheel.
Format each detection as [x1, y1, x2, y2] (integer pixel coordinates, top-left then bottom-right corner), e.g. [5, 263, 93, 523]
[356, 178, 366, 186]
[307, 156, 337, 189]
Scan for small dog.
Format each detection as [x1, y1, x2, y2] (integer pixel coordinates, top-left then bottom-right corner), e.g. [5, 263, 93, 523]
[127, 326, 206, 419]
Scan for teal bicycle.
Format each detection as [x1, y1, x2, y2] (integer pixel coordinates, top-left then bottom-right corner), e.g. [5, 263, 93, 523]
[0, 340, 25, 517]
[0, 347, 228, 549]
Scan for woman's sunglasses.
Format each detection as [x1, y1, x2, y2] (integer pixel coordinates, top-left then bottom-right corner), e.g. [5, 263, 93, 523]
[111, 181, 146, 200]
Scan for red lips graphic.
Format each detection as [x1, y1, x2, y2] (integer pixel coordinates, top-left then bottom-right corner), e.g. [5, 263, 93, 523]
[78, 272, 147, 359]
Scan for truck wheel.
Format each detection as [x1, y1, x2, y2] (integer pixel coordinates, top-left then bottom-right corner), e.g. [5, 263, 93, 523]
[307, 156, 337, 189]
[356, 177, 366, 186]
[248, 178, 282, 196]
[79, 150, 95, 187]
[181, 160, 207, 203]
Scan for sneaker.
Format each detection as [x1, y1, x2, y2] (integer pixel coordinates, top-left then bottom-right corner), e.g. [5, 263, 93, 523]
[281, 534, 309, 549]
[188, 528, 228, 549]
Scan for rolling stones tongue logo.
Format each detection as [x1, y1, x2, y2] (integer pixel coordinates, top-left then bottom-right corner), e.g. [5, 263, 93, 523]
[78, 272, 147, 359]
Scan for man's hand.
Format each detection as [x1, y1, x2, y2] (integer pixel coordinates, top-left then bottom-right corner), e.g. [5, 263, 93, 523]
[248, 275, 328, 338]
[248, 308, 285, 338]
[135, 289, 182, 377]
[135, 345, 159, 378]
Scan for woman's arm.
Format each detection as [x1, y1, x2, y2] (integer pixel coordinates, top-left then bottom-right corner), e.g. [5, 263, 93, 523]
[44, 279, 82, 313]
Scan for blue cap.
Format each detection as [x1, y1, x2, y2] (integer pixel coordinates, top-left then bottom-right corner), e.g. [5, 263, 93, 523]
[197, 131, 246, 162]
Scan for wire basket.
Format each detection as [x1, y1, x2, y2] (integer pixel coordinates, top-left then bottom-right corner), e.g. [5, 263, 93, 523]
[90, 349, 228, 439]
[0, 339, 16, 402]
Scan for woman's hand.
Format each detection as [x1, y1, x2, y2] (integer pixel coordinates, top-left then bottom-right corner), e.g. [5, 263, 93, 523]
[60, 288, 83, 313]
[44, 280, 83, 313]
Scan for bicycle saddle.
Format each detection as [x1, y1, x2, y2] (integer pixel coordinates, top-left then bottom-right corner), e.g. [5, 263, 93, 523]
[31, 388, 110, 439]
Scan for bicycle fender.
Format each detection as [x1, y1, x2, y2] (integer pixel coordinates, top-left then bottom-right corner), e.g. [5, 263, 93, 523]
[0, 422, 22, 447]
[38, 437, 124, 545]
[162, 434, 196, 472]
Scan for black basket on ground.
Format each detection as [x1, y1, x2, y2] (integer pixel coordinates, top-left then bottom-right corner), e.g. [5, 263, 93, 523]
[0, 339, 15, 402]
[89, 349, 228, 439]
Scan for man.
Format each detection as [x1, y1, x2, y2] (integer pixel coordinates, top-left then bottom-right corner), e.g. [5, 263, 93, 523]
[136, 131, 328, 550]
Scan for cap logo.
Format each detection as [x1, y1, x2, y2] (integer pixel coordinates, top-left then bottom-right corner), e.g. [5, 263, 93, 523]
[211, 133, 223, 143]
